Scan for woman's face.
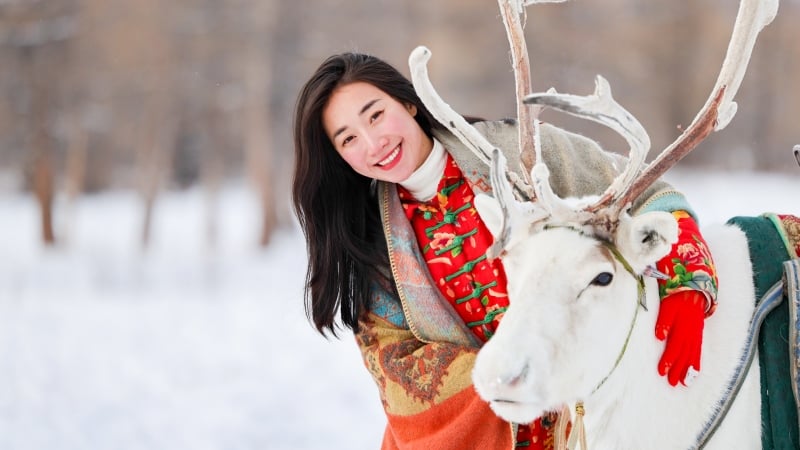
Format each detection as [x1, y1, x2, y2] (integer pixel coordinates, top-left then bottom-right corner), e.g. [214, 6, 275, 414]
[322, 81, 433, 183]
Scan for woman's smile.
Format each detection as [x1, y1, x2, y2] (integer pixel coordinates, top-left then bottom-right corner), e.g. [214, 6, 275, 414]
[377, 145, 401, 168]
[322, 81, 433, 183]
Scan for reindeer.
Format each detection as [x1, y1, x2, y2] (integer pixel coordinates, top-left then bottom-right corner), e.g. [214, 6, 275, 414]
[408, 0, 795, 448]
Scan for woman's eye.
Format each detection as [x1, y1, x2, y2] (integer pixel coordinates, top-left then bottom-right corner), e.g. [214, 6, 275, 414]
[341, 135, 354, 146]
[591, 272, 613, 286]
[369, 110, 383, 123]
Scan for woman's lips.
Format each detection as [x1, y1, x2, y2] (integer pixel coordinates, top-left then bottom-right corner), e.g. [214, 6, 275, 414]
[377, 145, 401, 169]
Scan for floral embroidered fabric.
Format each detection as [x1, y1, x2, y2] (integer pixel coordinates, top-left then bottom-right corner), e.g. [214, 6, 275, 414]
[398, 154, 510, 343]
[656, 211, 719, 315]
[398, 154, 553, 448]
[774, 214, 800, 258]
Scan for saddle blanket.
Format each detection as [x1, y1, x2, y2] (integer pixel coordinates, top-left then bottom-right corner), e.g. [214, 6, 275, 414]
[727, 214, 800, 450]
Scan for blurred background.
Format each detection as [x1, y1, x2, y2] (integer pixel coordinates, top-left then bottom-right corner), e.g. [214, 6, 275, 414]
[1, 0, 798, 248]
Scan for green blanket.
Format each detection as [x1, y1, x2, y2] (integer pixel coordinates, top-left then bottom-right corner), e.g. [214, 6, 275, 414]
[727, 215, 798, 450]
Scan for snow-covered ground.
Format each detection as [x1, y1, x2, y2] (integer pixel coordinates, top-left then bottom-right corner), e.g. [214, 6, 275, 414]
[0, 169, 798, 450]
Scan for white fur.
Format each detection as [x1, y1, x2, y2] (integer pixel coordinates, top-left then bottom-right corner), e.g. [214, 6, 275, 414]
[472, 202, 761, 449]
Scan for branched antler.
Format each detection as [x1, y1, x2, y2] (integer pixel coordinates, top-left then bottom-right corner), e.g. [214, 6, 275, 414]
[413, 0, 776, 252]
[408, 46, 537, 198]
[409, 0, 569, 202]
[524, 0, 777, 235]
[605, 0, 779, 218]
[486, 149, 582, 259]
[408, 46, 496, 167]
[486, 149, 527, 259]
[524, 75, 651, 219]
[499, 0, 564, 180]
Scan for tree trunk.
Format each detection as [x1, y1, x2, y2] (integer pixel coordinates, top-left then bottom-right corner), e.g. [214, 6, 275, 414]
[243, 45, 276, 247]
[33, 151, 56, 246]
[28, 50, 57, 246]
[202, 110, 224, 251]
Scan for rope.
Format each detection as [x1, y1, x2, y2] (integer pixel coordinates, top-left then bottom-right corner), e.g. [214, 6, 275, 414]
[542, 226, 649, 450]
[554, 402, 589, 450]
[566, 402, 588, 450]
[692, 280, 785, 449]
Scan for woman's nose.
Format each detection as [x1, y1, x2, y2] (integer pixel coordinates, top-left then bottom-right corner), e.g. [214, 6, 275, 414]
[367, 133, 390, 155]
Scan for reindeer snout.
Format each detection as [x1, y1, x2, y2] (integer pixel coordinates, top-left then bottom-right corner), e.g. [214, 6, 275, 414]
[472, 354, 551, 424]
[472, 352, 532, 402]
[494, 362, 529, 388]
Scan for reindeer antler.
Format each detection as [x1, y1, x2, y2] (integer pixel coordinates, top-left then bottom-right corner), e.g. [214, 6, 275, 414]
[414, 0, 775, 243]
[407, 46, 535, 199]
[409, 46, 496, 167]
[498, 0, 567, 180]
[524, 75, 651, 215]
[794, 145, 800, 167]
[486, 149, 576, 259]
[605, 0, 778, 220]
[410, 0, 567, 200]
[525, 0, 777, 233]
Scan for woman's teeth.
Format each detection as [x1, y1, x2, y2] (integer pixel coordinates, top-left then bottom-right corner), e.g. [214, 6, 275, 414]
[378, 147, 400, 166]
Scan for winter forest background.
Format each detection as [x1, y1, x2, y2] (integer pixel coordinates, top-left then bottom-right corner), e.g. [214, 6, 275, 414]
[1, 0, 799, 449]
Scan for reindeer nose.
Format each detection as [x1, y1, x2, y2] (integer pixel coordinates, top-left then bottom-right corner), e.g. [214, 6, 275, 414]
[493, 362, 529, 388]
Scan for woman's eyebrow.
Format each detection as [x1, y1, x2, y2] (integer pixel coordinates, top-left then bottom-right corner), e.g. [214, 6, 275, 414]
[359, 98, 380, 115]
[332, 98, 381, 140]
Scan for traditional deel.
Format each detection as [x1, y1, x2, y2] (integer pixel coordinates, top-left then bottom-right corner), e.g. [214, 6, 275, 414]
[656, 210, 720, 316]
[398, 153, 556, 449]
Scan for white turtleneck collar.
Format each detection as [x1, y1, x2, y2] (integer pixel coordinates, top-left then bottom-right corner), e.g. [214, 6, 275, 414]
[399, 138, 446, 202]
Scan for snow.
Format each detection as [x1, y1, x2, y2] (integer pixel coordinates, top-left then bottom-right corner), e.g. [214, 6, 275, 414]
[0, 169, 798, 450]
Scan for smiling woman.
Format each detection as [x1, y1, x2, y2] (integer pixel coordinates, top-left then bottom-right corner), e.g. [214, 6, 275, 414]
[291, 52, 719, 450]
[322, 81, 432, 183]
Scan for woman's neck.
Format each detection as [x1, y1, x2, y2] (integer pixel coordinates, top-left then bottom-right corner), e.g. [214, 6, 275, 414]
[399, 138, 446, 202]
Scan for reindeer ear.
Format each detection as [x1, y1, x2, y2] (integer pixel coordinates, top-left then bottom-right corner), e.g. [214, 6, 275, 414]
[615, 211, 679, 273]
[474, 194, 504, 239]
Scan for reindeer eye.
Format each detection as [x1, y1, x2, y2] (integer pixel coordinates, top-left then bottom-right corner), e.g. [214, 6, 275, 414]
[591, 272, 613, 286]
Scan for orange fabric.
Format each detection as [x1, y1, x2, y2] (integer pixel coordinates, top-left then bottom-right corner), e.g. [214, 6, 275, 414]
[381, 386, 513, 450]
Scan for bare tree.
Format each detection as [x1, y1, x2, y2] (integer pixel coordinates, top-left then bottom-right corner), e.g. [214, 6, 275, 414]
[1, 0, 79, 245]
[243, 49, 277, 247]
[241, 1, 279, 247]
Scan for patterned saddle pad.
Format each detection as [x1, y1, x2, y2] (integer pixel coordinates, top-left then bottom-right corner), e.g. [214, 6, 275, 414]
[727, 214, 800, 450]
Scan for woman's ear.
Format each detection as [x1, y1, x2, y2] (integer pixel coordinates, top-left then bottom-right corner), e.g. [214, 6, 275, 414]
[406, 103, 418, 116]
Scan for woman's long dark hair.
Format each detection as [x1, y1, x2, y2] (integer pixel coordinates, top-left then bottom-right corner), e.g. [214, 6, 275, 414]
[292, 52, 442, 336]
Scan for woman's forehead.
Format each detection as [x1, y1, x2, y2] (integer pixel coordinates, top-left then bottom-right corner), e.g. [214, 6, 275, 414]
[331, 82, 387, 106]
[323, 82, 389, 133]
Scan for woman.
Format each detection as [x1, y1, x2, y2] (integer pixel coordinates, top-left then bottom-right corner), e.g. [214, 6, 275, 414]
[292, 52, 716, 450]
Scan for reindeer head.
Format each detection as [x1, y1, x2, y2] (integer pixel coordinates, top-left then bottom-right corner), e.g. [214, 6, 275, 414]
[409, 0, 778, 425]
[471, 151, 678, 423]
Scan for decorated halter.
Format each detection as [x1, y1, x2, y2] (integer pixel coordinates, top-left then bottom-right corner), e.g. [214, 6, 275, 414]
[542, 224, 653, 395]
[542, 224, 669, 450]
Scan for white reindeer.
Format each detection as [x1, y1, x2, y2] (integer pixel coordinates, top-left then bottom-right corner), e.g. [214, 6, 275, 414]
[473, 184, 763, 449]
[409, 0, 787, 448]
